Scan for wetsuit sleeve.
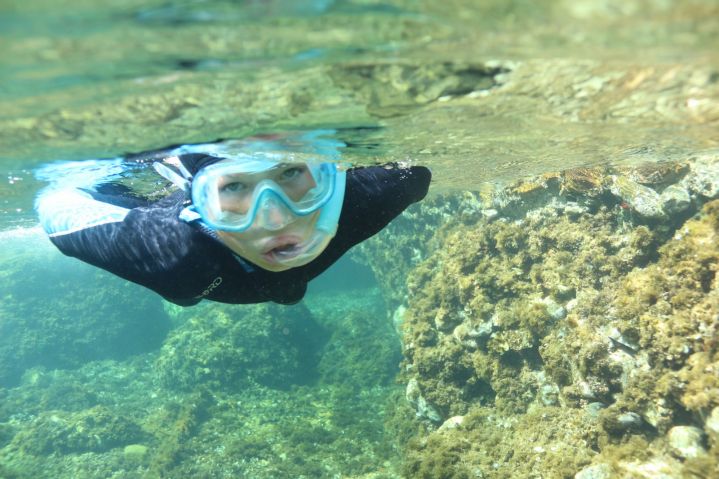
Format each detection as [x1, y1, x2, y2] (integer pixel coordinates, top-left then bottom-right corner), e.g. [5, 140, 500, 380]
[340, 164, 431, 242]
[36, 187, 202, 304]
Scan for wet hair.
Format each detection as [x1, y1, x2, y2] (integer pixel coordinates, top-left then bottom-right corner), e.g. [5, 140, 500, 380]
[178, 153, 224, 177]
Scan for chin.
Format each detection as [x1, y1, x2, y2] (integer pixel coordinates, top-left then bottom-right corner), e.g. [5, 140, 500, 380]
[216, 214, 327, 271]
[254, 260, 296, 272]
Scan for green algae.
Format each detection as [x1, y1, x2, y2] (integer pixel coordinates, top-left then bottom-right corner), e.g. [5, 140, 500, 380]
[2, 159, 719, 477]
[0, 284, 404, 478]
[145, 388, 212, 478]
[347, 156, 719, 478]
[397, 203, 664, 417]
[10, 406, 146, 456]
[154, 302, 327, 392]
[0, 4, 717, 477]
[403, 406, 601, 479]
[0, 238, 169, 387]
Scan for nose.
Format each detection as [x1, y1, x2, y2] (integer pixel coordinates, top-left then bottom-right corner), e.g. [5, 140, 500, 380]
[256, 194, 295, 231]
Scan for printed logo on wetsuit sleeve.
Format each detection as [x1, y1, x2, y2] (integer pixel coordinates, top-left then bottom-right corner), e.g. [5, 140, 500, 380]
[199, 277, 223, 297]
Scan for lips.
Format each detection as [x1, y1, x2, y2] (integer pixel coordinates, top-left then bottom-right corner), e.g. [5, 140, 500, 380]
[261, 235, 304, 262]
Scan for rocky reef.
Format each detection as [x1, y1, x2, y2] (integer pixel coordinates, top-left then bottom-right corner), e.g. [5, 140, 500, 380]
[0, 284, 404, 478]
[354, 152, 719, 478]
[2, 154, 718, 478]
[0, 235, 170, 387]
[155, 302, 327, 391]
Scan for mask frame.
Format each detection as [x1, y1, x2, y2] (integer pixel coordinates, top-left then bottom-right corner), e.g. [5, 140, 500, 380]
[188, 160, 339, 233]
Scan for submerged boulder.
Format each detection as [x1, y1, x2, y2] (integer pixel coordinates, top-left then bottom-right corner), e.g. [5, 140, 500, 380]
[355, 158, 719, 478]
[155, 302, 327, 391]
[10, 406, 146, 455]
[0, 231, 170, 387]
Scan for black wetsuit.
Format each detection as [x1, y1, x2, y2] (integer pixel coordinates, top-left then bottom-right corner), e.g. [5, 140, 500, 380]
[48, 165, 431, 306]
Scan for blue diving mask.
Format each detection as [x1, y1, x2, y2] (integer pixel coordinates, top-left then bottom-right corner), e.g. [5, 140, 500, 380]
[188, 153, 342, 233]
[154, 148, 346, 240]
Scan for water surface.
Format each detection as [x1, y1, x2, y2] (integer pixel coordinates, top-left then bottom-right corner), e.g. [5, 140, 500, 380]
[1, 1, 718, 478]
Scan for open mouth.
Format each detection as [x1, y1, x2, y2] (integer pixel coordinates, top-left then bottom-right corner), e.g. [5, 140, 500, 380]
[262, 236, 303, 262]
[270, 243, 301, 257]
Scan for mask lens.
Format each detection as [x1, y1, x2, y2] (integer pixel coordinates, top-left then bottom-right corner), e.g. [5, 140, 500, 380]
[191, 160, 335, 232]
[216, 175, 255, 214]
[256, 193, 295, 231]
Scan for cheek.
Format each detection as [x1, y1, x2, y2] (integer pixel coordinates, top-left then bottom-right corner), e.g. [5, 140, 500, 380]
[217, 232, 259, 255]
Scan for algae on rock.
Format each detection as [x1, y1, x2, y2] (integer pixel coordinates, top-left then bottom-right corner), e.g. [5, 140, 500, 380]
[155, 302, 327, 391]
[0, 237, 170, 387]
[355, 157, 719, 478]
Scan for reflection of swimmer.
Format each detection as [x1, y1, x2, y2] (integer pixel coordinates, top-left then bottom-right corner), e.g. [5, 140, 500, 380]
[35, 135, 431, 306]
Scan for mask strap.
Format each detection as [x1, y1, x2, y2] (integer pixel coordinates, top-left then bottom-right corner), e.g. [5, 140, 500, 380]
[176, 159, 192, 179]
[179, 205, 203, 223]
[153, 157, 191, 192]
[154, 156, 202, 225]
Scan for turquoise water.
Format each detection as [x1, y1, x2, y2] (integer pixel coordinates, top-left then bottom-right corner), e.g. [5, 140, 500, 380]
[1, 1, 719, 478]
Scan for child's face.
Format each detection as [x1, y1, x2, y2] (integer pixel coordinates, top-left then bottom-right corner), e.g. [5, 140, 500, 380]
[193, 160, 337, 271]
[215, 209, 326, 271]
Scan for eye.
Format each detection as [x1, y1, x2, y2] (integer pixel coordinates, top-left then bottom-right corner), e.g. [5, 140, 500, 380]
[279, 166, 305, 181]
[220, 181, 248, 194]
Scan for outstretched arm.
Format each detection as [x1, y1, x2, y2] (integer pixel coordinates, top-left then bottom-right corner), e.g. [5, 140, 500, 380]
[340, 164, 432, 242]
[36, 187, 202, 303]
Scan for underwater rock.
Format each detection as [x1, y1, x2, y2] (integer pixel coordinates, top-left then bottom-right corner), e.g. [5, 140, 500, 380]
[438, 415, 465, 431]
[10, 406, 145, 455]
[490, 174, 563, 219]
[352, 195, 445, 308]
[434, 305, 460, 331]
[574, 463, 612, 479]
[659, 184, 691, 216]
[488, 329, 534, 353]
[123, 443, 149, 463]
[642, 398, 673, 432]
[560, 167, 606, 197]
[539, 296, 566, 321]
[394, 185, 675, 419]
[0, 237, 170, 387]
[618, 162, 689, 189]
[392, 304, 407, 334]
[155, 302, 327, 391]
[666, 425, 706, 459]
[706, 407, 719, 444]
[617, 457, 684, 479]
[0, 423, 15, 449]
[316, 296, 402, 389]
[536, 371, 561, 406]
[610, 175, 665, 218]
[452, 321, 492, 349]
[603, 411, 643, 435]
[330, 61, 508, 118]
[406, 378, 442, 423]
[584, 402, 606, 418]
[358, 160, 719, 477]
[402, 406, 600, 479]
[683, 154, 719, 199]
[481, 208, 499, 221]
